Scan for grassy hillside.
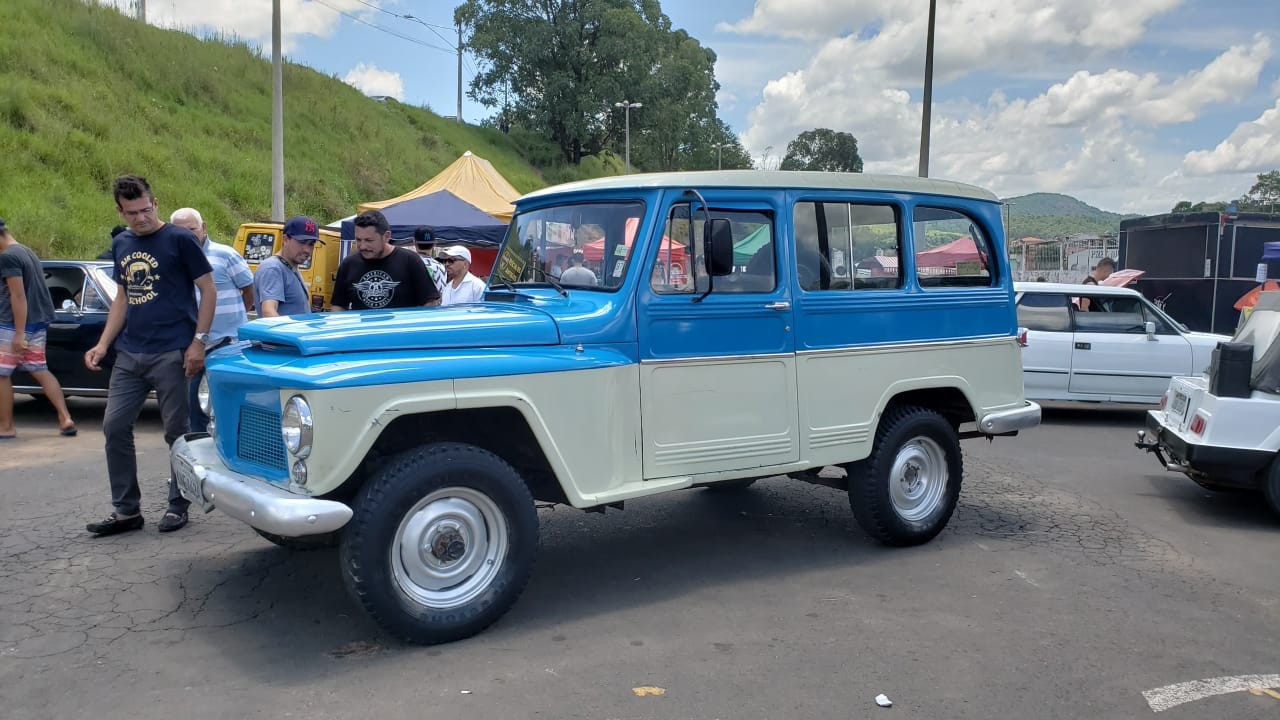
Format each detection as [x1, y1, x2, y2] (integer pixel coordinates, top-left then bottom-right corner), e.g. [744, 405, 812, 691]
[0, 0, 615, 258]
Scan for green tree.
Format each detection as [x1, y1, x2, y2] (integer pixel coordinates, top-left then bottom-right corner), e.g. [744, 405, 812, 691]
[457, 0, 728, 169]
[779, 128, 863, 172]
[1246, 170, 1280, 213]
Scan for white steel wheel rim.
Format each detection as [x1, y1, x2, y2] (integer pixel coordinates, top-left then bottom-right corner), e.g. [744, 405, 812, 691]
[888, 435, 948, 522]
[391, 487, 509, 610]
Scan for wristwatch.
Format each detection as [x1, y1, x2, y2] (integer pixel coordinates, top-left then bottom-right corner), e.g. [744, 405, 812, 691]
[195, 332, 211, 346]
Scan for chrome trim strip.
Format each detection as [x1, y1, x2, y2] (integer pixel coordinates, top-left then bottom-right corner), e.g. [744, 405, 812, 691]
[796, 335, 1015, 358]
[171, 435, 352, 536]
[641, 352, 793, 365]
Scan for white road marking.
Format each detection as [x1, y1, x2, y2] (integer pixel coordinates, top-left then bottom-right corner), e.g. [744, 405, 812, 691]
[1143, 674, 1280, 712]
[1014, 570, 1040, 588]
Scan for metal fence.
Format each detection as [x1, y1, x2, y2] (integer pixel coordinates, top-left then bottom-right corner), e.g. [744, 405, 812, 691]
[1010, 235, 1118, 282]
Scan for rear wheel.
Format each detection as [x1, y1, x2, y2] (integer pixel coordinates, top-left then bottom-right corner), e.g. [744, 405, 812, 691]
[340, 442, 538, 644]
[1263, 455, 1280, 520]
[847, 405, 962, 546]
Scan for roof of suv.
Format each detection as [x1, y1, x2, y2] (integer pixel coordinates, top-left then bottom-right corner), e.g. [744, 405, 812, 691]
[1015, 281, 1143, 297]
[519, 170, 1000, 204]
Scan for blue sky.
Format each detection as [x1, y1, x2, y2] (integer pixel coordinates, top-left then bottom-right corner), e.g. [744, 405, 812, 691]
[102, 0, 1280, 214]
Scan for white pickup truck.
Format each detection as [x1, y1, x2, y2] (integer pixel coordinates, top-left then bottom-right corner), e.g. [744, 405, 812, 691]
[1137, 291, 1280, 519]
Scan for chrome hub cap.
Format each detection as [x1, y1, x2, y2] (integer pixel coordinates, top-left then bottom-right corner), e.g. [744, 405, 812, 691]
[392, 487, 508, 609]
[888, 436, 948, 522]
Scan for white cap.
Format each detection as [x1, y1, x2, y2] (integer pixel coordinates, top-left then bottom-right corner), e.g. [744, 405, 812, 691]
[441, 245, 471, 263]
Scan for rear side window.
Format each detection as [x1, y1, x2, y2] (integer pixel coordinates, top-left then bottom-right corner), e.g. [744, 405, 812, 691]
[793, 201, 901, 291]
[913, 207, 996, 288]
[1017, 292, 1072, 332]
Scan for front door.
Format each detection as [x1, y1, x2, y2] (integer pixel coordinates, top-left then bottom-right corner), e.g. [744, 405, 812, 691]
[636, 203, 799, 480]
[1069, 292, 1193, 400]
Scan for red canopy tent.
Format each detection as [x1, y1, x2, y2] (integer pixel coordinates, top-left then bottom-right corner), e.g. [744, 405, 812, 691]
[582, 217, 687, 263]
[916, 236, 981, 268]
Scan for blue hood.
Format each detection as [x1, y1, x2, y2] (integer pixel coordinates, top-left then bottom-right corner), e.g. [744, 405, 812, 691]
[239, 304, 561, 356]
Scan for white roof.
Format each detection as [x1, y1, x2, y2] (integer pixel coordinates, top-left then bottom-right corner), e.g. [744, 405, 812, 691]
[519, 171, 999, 204]
[1015, 281, 1142, 297]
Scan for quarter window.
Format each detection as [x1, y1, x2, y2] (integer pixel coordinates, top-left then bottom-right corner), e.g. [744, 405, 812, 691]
[913, 207, 996, 288]
[1017, 293, 1072, 332]
[793, 202, 901, 291]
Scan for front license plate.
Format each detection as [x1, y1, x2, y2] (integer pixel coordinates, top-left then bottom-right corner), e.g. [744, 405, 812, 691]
[173, 453, 214, 512]
[1171, 391, 1188, 418]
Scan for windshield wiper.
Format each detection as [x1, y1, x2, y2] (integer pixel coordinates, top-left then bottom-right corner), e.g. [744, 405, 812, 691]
[487, 280, 533, 299]
[536, 266, 569, 298]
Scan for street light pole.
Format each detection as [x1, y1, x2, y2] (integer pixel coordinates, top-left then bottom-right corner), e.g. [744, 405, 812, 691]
[918, 0, 937, 177]
[614, 101, 642, 173]
[711, 142, 724, 170]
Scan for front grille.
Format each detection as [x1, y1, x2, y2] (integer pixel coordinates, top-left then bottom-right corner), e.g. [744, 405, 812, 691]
[236, 405, 287, 470]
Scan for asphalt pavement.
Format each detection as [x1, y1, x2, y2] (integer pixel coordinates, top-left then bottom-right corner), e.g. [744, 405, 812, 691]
[2, 396, 1278, 719]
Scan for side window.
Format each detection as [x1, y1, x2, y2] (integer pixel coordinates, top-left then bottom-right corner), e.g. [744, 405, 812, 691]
[652, 206, 775, 294]
[1016, 293, 1072, 332]
[793, 201, 901, 291]
[913, 207, 996, 288]
[82, 281, 109, 312]
[44, 267, 85, 309]
[1139, 300, 1176, 334]
[243, 232, 275, 264]
[1073, 295, 1148, 334]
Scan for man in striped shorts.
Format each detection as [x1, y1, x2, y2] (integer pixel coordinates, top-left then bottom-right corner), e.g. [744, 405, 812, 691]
[170, 208, 254, 433]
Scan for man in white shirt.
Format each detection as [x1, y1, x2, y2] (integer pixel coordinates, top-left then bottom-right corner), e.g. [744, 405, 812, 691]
[440, 245, 486, 306]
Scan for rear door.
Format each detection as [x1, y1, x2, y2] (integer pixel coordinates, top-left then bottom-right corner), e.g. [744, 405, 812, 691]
[1069, 292, 1194, 400]
[1016, 291, 1074, 400]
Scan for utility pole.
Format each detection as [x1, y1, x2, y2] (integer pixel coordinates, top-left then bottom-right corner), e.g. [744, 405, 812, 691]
[918, 0, 936, 178]
[136, 0, 145, 22]
[456, 23, 463, 123]
[271, 0, 284, 221]
[712, 142, 724, 170]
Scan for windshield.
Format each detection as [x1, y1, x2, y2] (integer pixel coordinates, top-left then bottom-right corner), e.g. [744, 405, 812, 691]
[491, 201, 646, 291]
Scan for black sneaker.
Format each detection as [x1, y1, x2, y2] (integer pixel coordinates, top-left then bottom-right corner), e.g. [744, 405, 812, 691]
[157, 511, 188, 533]
[86, 513, 144, 536]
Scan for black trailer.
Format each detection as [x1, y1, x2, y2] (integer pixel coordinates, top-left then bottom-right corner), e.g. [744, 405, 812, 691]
[1119, 211, 1280, 334]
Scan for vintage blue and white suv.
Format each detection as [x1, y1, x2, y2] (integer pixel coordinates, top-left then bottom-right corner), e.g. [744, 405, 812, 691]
[173, 171, 1041, 644]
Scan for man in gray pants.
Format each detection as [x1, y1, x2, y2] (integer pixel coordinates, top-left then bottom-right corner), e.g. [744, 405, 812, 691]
[84, 175, 215, 536]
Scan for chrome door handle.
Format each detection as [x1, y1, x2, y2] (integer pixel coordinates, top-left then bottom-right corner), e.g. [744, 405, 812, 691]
[765, 301, 791, 311]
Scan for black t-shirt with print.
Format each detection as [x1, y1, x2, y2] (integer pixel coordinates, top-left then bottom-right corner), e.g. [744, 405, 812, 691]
[331, 246, 438, 310]
[111, 223, 213, 353]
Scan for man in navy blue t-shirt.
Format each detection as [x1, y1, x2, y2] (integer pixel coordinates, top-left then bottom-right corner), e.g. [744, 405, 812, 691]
[83, 175, 215, 537]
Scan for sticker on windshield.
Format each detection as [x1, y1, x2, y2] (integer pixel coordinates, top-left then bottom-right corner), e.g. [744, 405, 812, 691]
[612, 259, 627, 278]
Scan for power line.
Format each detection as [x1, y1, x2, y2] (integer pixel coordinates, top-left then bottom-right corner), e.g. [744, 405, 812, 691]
[309, 0, 453, 53]
[350, 0, 454, 31]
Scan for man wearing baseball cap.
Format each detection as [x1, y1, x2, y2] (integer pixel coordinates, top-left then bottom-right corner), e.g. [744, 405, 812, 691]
[254, 215, 320, 318]
[439, 245, 486, 306]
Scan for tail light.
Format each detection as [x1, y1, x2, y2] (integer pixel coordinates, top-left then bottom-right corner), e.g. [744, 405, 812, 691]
[1189, 414, 1206, 435]
[1016, 327, 1029, 347]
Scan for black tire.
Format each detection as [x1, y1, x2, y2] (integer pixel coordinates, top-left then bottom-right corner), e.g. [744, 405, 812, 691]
[340, 442, 538, 645]
[254, 528, 340, 550]
[847, 405, 962, 546]
[1264, 456, 1280, 520]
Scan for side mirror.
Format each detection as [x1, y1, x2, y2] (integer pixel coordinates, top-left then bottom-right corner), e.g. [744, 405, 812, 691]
[1145, 320, 1157, 340]
[61, 299, 77, 311]
[704, 218, 734, 277]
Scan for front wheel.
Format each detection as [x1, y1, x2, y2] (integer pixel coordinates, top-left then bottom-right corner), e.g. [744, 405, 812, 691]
[847, 405, 962, 546]
[340, 442, 538, 644]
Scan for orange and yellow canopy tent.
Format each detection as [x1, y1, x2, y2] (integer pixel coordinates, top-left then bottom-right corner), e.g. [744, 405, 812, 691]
[357, 151, 522, 222]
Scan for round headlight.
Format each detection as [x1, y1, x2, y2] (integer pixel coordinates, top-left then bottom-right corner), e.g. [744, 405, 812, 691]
[282, 395, 313, 459]
[197, 376, 211, 415]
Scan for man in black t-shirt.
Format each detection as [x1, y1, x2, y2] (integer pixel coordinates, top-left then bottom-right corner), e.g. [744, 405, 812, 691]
[83, 175, 215, 537]
[330, 210, 439, 310]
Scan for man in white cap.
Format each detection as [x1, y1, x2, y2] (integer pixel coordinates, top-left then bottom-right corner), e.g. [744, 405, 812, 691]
[439, 245, 486, 306]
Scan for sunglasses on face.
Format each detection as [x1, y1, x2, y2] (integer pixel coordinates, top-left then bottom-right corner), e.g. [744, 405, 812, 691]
[441, 257, 463, 264]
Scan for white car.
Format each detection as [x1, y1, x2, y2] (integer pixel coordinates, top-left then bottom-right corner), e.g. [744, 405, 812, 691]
[1015, 282, 1231, 404]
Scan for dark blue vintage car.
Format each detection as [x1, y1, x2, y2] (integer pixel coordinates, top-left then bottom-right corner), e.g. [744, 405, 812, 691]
[12, 260, 117, 398]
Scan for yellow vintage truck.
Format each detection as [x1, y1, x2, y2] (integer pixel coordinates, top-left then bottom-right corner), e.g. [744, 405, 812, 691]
[232, 221, 341, 311]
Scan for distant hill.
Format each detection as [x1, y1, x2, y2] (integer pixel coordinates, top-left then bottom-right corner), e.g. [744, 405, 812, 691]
[0, 0, 617, 258]
[999, 192, 1141, 241]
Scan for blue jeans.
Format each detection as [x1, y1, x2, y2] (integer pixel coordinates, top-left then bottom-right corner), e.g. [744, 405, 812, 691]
[103, 349, 190, 516]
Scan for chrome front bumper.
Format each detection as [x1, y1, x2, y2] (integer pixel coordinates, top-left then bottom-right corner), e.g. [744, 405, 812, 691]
[979, 401, 1042, 434]
[171, 434, 352, 537]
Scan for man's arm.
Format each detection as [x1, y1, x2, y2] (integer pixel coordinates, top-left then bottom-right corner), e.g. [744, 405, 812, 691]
[4, 276, 26, 352]
[259, 299, 282, 317]
[229, 254, 255, 311]
[184, 272, 216, 377]
[85, 285, 127, 370]
[240, 285, 255, 311]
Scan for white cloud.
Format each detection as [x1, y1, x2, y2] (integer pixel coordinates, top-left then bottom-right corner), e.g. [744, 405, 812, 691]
[342, 63, 404, 100]
[1181, 98, 1280, 175]
[98, 0, 370, 51]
